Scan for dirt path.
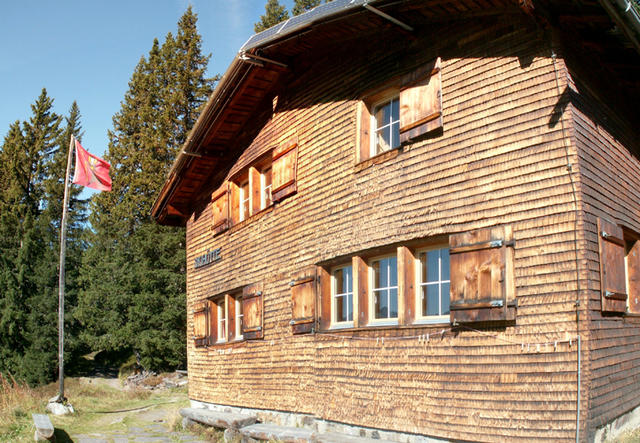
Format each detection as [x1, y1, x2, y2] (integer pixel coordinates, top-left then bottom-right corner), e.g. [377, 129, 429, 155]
[52, 377, 209, 443]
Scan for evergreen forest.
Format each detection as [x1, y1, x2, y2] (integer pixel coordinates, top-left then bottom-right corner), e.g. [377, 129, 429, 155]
[0, 7, 214, 385]
[0, 0, 328, 387]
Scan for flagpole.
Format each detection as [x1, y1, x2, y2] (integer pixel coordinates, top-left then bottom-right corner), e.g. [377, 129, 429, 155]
[56, 134, 74, 402]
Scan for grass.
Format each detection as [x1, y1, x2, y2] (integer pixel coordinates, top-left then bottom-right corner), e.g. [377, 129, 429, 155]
[0, 372, 51, 442]
[0, 374, 189, 443]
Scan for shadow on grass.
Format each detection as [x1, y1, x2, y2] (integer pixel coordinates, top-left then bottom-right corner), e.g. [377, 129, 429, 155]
[54, 428, 74, 442]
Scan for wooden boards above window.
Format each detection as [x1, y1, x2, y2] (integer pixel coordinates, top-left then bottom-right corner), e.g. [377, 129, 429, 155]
[449, 226, 516, 323]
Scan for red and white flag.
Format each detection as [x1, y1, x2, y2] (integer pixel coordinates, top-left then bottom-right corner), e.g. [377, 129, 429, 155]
[72, 139, 112, 192]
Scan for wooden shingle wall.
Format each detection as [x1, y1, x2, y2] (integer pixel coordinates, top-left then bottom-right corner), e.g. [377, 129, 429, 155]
[185, 17, 589, 441]
[566, 54, 640, 437]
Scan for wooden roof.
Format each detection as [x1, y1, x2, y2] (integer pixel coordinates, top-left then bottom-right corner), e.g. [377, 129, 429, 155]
[152, 0, 640, 226]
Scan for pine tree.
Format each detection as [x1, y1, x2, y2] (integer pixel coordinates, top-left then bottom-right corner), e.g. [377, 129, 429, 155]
[76, 7, 214, 371]
[0, 89, 68, 385]
[292, 0, 322, 16]
[255, 0, 289, 33]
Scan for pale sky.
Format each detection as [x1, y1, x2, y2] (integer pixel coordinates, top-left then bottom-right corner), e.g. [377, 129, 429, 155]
[0, 0, 294, 161]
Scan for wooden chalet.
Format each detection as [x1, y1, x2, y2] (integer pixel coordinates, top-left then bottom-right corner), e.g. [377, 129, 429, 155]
[152, 0, 640, 441]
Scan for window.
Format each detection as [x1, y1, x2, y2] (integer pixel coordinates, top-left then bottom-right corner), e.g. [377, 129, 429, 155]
[200, 293, 245, 345]
[417, 247, 450, 320]
[371, 96, 400, 156]
[215, 296, 227, 343]
[370, 255, 398, 322]
[332, 265, 353, 326]
[357, 57, 443, 165]
[260, 166, 272, 210]
[235, 296, 244, 340]
[239, 181, 250, 222]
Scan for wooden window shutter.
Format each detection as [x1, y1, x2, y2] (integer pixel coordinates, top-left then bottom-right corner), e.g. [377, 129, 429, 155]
[208, 299, 217, 345]
[318, 267, 332, 331]
[398, 246, 415, 325]
[192, 301, 209, 347]
[353, 256, 368, 327]
[249, 167, 261, 214]
[271, 137, 298, 202]
[597, 218, 627, 313]
[242, 283, 264, 339]
[399, 57, 442, 144]
[229, 182, 241, 225]
[449, 226, 516, 323]
[290, 266, 317, 334]
[627, 238, 640, 314]
[211, 183, 230, 235]
[358, 102, 371, 162]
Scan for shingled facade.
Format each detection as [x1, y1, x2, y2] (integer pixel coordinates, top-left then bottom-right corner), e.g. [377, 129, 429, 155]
[152, 1, 640, 441]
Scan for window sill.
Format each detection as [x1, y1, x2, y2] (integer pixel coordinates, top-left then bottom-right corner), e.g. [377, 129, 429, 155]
[318, 321, 452, 335]
[412, 316, 450, 325]
[354, 146, 402, 173]
[206, 338, 246, 349]
[329, 322, 355, 330]
[367, 319, 399, 327]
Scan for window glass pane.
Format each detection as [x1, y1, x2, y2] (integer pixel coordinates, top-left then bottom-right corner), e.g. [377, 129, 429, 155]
[390, 121, 400, 150]
[342, 266, 352, 294]
[421, 285, 427, 316]
[391, 98, 399, 122]
[426, 284, 439, 316]
[262, 168, 272, 208]
[441, 249, 450, 281]
[426, 250, 439, 282]
[376, 126, 391, 154]
[374, 289, 388, 319]
[347, 293, 353, 321]
[372, 260, 383, 288]
[334, 268, 344, 293]
[335, 295, 346, 323]
[375, 101, 391, 127]
[442, 282, 450, 314]
[389, 288, 398, 318]
[388, 256, 397, 287]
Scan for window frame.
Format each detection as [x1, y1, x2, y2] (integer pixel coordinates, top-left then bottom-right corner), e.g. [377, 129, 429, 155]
[260, 166, 272, 210]
[234, 295, 244, 340]
[207, 293, 246, 345]
[330, 264, 354, 329]
[370, 95, 400, 158]
[239, 180, 250, 222]
[414, 245, 450, 324]
[368, 253, 399, 326]
[215, 295, 228, 344]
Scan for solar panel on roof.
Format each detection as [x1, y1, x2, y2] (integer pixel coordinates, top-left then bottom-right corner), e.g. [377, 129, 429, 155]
[241, 0, 372, 52]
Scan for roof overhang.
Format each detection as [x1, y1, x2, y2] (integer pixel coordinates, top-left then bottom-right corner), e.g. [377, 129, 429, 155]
[152, 0, 640, 226]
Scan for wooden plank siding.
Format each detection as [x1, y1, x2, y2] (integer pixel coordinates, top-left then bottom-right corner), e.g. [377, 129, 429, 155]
[184, 19, 590, 441]
[565, 44, 640, 438]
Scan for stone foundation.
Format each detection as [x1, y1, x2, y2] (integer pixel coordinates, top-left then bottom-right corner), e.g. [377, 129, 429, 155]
[190, 399, 448, 443]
